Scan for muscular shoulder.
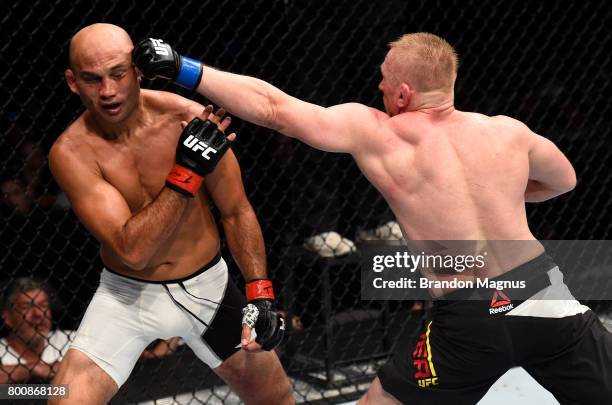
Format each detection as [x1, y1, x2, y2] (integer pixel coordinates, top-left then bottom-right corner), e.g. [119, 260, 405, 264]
[142, 89, 204, 121]
[51, 117, 95, 163]
[350, 105, 397, 152]
[490, 115, 531, 137]
[49, 116, 100, 178]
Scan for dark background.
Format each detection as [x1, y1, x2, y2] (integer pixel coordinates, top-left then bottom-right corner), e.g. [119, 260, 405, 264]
[1, 0, 611, 403]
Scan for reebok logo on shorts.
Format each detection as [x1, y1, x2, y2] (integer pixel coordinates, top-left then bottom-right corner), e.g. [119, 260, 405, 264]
[489, 290, 513, 314]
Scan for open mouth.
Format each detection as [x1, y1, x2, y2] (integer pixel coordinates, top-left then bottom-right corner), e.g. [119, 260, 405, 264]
[101, 102, 122, 114]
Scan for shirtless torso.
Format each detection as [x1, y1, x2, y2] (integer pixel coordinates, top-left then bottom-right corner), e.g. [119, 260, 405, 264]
[192, 72, 574, 278]
[48, 24, 292, 405]
[353, 108, 549, 279]
[357, 109, 533, 241]
[132, 32, 609, 405]
[51, 90, 227, 281]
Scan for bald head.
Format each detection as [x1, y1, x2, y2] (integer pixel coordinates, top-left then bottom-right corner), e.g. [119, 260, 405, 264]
[69, 24, 133, 70]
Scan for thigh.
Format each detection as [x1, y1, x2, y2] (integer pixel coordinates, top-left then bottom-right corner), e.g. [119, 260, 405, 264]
[214, 350, 293, 405]
[179, 264, 293, 404]
[524, 311, 612, 404]
[181, 267, 245, 367]
[49, 348, 118, 405]
[378, 306, 511, 405]
[70, 285, 152, 387]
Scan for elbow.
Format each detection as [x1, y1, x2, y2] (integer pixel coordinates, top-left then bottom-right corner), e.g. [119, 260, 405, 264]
[119, 257, 148, 271]
[558, 167, 577, 194]
[110, 228, 152, 271]
[122, 258, 149, 271]
[566, 168, 577, 192]
[115, 246, 150, 271]
[261, 94, 280, 131]
[258, 84, 286, 133]
[121, 253, 149, 271]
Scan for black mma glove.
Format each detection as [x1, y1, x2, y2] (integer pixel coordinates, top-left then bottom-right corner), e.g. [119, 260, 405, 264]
[242, 279, 286, 351]
[133, 38, 203, 89]
[166, 117, 232, 197]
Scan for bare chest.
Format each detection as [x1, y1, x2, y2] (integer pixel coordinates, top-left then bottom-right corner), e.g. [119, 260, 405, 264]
[96, 123, 181, 212]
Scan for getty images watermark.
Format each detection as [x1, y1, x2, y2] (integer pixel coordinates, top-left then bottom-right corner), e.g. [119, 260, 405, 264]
[360, 240, 612, 302]
[371, 251, 525, 290]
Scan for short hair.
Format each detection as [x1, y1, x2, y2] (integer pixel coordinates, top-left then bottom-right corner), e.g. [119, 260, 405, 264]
[1, 277, 52, 312]
[388, 33, 458, 92]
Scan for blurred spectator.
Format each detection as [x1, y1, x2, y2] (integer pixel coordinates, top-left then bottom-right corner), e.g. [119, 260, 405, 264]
[0, 277, 179, 384]
[19, 142, 52, 204]
[1, 178, 33, 216]
[1, 112, 65, 211]
[0, 277, 73, 383]
[18, 140, 62, 210]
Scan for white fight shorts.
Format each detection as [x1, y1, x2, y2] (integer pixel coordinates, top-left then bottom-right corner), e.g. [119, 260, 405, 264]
[69, 253, 245, 387]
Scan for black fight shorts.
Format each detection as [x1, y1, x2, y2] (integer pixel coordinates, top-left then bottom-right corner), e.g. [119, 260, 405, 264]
[378, 254, 612, 404]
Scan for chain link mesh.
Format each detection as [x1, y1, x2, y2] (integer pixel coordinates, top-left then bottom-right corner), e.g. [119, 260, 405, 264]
[1, 0, 611, 403]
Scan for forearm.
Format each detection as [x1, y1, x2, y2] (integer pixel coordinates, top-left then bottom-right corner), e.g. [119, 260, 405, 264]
[524, 180, 571, 202]
[198, 66, 284, 132]
[222, 206, 267, 281]
[117, 187, 189, 269]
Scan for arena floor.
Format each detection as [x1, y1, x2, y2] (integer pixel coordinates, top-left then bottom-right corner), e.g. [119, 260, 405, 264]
[136, 366, 560, 404]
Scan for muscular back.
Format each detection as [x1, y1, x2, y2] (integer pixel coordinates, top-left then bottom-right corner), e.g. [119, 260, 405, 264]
[190, 60, 574, 278]
[51, 90, 227, 280]
[358, 111, 534, 242]
[350, 110, 557, 277]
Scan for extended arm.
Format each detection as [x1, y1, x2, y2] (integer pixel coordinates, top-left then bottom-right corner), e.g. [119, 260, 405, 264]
[133, 39, 384, 154]
[197, 67, 377, 153]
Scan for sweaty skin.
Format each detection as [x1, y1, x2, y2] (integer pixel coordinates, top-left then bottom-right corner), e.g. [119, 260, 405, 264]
[49, 24, 293, 405]
[190, 46, 576, 280]
[51, 25, 264, 281]
[164, 41, 580, 399]
[51, 90, 251, 280]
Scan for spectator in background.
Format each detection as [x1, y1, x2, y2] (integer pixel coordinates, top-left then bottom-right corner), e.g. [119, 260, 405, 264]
[18, 141, 58, 209]
[0, 277, 178, 384]
[1, 111, 66, 211]
[0, 277, 73, 383]
[1, 178, 33, 216]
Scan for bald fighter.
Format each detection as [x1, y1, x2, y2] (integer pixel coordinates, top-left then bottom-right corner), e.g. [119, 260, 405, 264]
[49, 24, 292, 405]
[135, 33, 612, 404]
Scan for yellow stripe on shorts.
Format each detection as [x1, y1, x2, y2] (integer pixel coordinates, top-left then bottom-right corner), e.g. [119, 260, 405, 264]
[425, 321, 437, 377]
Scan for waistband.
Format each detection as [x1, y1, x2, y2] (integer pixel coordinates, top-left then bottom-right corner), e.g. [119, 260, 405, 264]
[435, 252, 556, 301]
[104, 251, 222, 285]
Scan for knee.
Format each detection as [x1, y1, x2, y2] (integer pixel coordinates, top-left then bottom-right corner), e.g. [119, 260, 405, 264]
[52, 350, 87, 384]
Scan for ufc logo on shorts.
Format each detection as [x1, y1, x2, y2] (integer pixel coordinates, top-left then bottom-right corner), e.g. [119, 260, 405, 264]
[149, 38, 169, 56]
[183, 135, 217, 160]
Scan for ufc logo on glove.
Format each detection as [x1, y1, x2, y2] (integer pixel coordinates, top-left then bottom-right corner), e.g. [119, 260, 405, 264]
[183, 135, 218, 160]
[149, 38, 169, 56]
